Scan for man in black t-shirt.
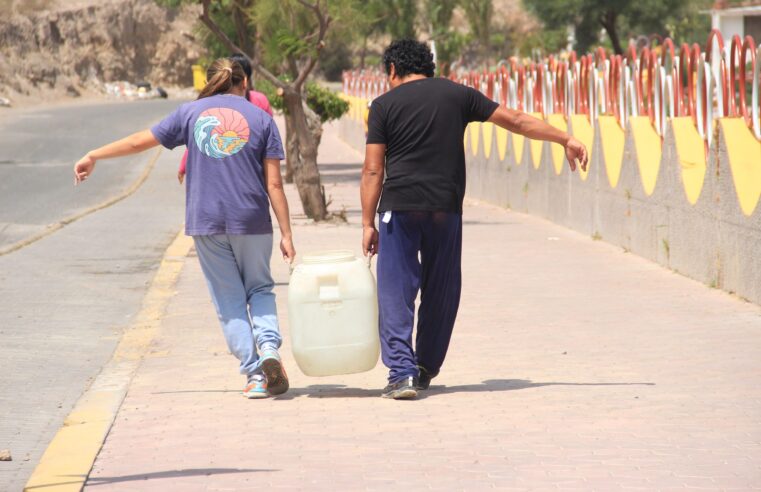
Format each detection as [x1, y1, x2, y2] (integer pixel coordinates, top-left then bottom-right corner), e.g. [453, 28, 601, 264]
[361, 40, 588, 400]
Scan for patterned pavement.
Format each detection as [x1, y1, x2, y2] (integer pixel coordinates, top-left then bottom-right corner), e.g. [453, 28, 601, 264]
[84, 121, 761, 491]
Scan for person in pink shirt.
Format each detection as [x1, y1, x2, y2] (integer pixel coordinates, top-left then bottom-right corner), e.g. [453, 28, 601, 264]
[178, 53, 273, 183]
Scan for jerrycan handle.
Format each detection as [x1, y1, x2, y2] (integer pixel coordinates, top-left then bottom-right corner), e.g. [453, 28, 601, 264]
[288, 252, 372, 276]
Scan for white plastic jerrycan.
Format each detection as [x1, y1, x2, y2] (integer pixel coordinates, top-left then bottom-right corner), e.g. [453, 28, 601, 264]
[287, 250, 380, 376]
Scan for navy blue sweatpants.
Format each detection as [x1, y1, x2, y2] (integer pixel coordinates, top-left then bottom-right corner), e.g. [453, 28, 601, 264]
[376, 211, 463, 383]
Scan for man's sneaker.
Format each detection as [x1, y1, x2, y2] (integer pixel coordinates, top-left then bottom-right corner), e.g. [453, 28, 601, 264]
[260, 349, 289, 396]
[243, 375, 268, 399]
[416, 366, 439, 390]
[382, 376, 418, 399]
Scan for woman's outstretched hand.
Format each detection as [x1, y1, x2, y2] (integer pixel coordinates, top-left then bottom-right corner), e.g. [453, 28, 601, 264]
[280, 235, 296, 264]
[74, 154, 96, 185]
[565, 137, 588, 172]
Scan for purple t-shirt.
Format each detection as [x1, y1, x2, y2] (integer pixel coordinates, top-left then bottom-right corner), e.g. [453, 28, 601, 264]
[151, 93, 284, 236]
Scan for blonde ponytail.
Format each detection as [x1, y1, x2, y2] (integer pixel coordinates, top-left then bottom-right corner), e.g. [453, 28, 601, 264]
[197, 58, 247, 99]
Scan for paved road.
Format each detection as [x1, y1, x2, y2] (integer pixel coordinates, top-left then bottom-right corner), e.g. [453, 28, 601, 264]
[0, 99, 181, 248]
[85, 122, 761, 490]
[0, 99, 186, 491]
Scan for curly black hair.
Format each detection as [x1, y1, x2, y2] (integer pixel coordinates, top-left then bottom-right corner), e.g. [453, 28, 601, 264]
[382, 39, 436, 78]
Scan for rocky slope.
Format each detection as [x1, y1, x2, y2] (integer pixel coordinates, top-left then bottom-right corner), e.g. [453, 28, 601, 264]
[0, 0, 204, 104]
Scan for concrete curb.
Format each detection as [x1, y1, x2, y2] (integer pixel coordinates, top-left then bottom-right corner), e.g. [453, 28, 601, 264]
[23, 230, 194, 492]
[0, 148, 163, 257]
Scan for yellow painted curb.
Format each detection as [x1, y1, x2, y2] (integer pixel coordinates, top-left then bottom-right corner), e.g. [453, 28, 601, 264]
[482, 122, 494, 159]
[719, 118, 761, 216]
[0, 148, 163, 257]
[570, 115, 594, 181]
[23, 230, 194, 492]
[672, 116, 706, 205]
[630, 116, 662, 196]
[512, 132, 525, 165]
[547, 114, 567, 175]
[469, 122, 481, 157]
[495, 126, 508, 161]
[529, 112, 544, 169]
[598, 116, 625, 188]
[360, 98, 369, 125]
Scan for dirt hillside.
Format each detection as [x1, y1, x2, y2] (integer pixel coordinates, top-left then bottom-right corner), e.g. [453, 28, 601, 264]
[0, 0, 205, 105]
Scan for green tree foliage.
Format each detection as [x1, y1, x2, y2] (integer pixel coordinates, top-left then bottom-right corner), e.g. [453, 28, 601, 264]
[515, 29, 569, 58]
[258, 79, 349, 123]
[158, 0, 257, 63]
[305, 82, 351, 122]
[461, 0, 494, 60]
[381, 0, 418, 40]
[167, 0, 351, 116]
[317, 37, 353, 81]
[425, 0, 466, 75]
[190, 0, 359, 220]
[250, 0, 359, 81]
[523, 0, 711, 55]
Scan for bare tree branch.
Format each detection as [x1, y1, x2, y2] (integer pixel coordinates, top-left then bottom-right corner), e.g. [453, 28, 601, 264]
[287, 54, 300, 80]
[232, 0, 254, 57]
[199, 0, 286, 89]
[293, 0, 331, 89]
[295, 0, 317, 11]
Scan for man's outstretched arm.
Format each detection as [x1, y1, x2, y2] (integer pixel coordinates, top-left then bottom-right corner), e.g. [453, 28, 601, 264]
[360, 143, 386, 256]
[488, 107, 588, 172]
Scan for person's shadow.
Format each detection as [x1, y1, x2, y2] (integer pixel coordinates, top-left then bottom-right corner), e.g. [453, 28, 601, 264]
[272, 379, 654, 400]
[27, 468, 272, 489]
[415, 379, 654, 400]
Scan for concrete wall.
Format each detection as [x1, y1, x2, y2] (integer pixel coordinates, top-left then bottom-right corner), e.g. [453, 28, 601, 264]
[337, 96, 761, 305]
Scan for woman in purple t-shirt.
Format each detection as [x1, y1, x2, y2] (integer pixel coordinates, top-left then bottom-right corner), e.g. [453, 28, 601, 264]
[73, 58, 295, 399]
[177, 53, 273, 184]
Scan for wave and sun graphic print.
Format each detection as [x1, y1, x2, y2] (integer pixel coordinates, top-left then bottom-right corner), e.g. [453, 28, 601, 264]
[193, 108, 250, 158]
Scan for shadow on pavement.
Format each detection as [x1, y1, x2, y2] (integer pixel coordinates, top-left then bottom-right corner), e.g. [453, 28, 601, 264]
[152, 389, 241, 394]
[81, 468, 274, 486]
[416, 379, 655, 399]
[462, 220, 518, 226]
[271, 379, 654, 400]
[274, 384, 380, 400]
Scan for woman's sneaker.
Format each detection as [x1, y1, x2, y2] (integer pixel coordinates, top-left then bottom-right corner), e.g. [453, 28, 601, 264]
[243, 375, 268, 399]
[382, 376, 418, 399]
[260, 349, 289, 396]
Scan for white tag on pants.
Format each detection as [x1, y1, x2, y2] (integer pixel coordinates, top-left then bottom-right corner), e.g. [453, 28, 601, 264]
[382, 211, 392, 223]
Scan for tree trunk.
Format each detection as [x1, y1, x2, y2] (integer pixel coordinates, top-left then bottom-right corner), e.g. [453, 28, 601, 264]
[601, 11, 624, 55]
[304, 101, 323, 155]
[283, 113, 296, 184]
[283, 90, 328, 221]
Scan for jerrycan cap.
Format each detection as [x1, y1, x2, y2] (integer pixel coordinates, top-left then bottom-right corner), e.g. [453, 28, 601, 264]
[302, 250, 356, 265]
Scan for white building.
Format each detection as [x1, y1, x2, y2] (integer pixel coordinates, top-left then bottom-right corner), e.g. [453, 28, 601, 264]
[710, 1, 761, 42]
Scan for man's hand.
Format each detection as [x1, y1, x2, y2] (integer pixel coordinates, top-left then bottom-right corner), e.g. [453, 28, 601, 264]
[280, 235, 296, 263]
[363, 226, 379, 257]
[73, 154, 96, 185]
[565, 137, 588, 172]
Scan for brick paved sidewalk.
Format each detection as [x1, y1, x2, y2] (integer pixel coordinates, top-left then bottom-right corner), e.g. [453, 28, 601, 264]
[85, 121, 761, 491]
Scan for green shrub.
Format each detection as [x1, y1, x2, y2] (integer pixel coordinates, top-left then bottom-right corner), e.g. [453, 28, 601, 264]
[305, 83, 349, 122]
[255, 79, 348, 123]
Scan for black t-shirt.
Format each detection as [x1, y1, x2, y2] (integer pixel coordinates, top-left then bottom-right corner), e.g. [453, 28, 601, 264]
[366, 77, 499, 213]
